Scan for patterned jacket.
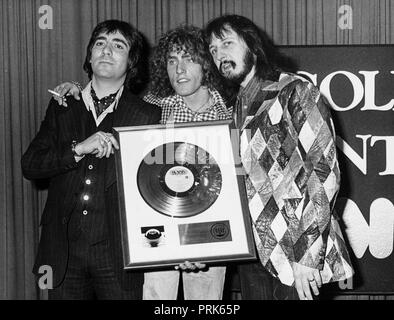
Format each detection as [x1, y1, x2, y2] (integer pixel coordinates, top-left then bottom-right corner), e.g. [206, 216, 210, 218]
[239, 73, 354, 286]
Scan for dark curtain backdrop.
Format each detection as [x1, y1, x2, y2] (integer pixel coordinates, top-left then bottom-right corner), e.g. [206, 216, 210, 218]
[1, 0, 394, 300]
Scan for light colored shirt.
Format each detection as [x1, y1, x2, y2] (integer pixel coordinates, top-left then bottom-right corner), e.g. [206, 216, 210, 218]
[81, 81, 124, 126]
[143, 89, 232, 124]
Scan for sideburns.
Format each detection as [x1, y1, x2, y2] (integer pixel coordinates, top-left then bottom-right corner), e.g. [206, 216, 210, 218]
[230, 49, 255, 85]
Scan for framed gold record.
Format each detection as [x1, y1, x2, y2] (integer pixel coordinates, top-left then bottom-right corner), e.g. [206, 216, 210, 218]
[113, 120, 256, 269]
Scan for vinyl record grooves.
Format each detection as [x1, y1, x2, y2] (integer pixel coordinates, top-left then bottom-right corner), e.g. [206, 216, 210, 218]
[137, 142, 222, 217]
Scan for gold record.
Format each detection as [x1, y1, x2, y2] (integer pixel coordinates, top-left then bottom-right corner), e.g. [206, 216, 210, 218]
[137, 142, 222, 217]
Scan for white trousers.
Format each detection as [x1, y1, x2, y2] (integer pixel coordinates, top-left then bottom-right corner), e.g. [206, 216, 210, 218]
[143, 266, 226, 300]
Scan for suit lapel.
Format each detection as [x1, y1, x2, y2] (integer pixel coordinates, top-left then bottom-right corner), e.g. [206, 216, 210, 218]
[105, 90, 137, 190]
[70, 97, 89, 141]
[112, 90, 138, 127]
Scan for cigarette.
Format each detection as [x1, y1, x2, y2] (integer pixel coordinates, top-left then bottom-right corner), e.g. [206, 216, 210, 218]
[48, 89, 62, 97]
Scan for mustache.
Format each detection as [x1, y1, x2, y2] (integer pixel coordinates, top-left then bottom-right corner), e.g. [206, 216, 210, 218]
[219, 60, 236, 70]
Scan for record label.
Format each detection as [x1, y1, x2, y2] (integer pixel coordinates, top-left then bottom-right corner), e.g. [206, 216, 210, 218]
[164, 166, 194, 193]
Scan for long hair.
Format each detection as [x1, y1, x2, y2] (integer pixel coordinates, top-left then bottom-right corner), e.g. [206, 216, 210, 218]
[83, 19, 148, 93]
[149, 25, 233, 100]
[204, 15, 295, 81]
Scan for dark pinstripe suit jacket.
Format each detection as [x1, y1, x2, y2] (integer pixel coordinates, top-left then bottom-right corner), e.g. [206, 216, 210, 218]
[21, 89, 161, 292]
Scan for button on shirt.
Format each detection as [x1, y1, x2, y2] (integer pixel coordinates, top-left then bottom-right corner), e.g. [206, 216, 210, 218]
[67, 84, 119, 243]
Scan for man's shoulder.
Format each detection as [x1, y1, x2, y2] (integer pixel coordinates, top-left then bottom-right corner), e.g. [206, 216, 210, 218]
[120, 90, 161, 116]
[142, 93, 165, 107]
[46, 95, 86, 114]
[122, 90, 157, 107]
[271, 72, 306, 90]
[276, 73, 325, 116]
[276, 72, 318, 91]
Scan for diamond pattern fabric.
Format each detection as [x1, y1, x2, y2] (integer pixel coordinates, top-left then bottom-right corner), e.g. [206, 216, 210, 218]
[240, 73, 354, 286]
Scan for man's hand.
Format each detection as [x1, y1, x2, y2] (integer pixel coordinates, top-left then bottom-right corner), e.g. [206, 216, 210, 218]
[175, 261, 206, 272]
[51, 82, 81, 107]
[75, 131, 119, 159]
[292, 262, 322, 300]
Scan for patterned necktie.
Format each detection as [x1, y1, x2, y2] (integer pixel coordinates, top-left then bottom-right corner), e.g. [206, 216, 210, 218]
[91, 86, 119, 116]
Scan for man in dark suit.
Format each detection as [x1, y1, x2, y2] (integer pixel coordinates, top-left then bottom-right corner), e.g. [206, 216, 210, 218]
[21, 20, 161, 300]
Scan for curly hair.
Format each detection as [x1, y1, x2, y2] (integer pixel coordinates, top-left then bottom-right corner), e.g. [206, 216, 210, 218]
[149, 25, 232, 99]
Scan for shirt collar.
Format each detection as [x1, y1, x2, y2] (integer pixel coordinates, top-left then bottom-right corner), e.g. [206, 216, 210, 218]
[81, 81, 124, 126]
[209, 88, 227, 108]
[161, 88, 226, 112]
[82, 81, 124, 113]
[238, 75, 266, 105]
